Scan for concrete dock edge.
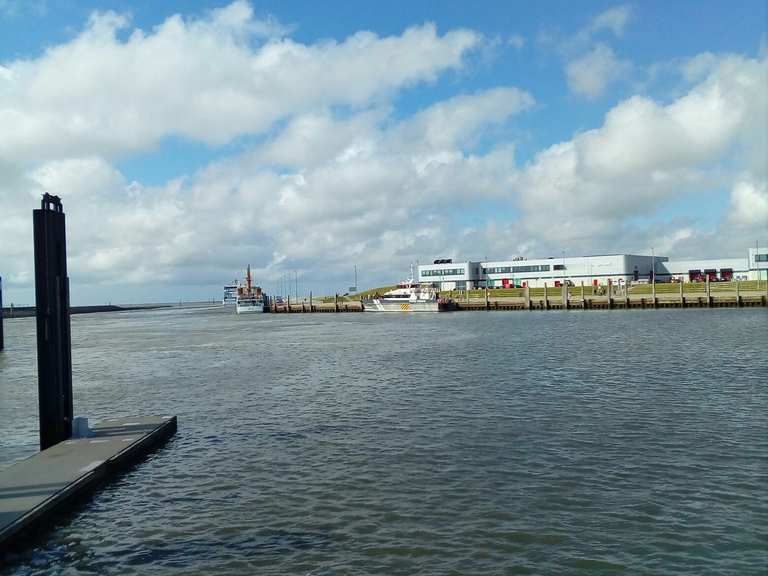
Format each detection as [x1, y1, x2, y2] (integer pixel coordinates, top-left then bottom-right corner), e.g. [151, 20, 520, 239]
[0, 416, 177, 554]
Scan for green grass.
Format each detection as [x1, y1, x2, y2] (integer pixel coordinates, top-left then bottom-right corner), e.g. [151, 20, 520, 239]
[318, 285, 398, 303]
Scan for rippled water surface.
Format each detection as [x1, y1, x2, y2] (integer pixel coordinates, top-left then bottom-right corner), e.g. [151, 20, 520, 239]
[1, 307, 766, 575]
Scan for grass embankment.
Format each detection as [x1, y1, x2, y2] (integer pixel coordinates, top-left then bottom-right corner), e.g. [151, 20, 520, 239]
[319, 286, 397, 303]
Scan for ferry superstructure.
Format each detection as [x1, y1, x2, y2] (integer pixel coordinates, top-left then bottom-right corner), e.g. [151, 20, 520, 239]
[235, 265, 266, 314]
[223, 284, 238, 306]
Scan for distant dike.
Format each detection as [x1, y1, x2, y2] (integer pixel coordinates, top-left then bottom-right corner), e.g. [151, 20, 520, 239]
[1, 304, 170, 318]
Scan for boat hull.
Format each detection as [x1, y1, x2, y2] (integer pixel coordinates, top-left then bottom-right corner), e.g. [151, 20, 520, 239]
[362, 299, 440, 312]
[236, 301, 265, 314]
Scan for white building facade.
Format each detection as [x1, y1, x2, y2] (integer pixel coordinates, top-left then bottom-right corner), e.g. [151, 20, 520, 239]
[418, 254, 666, 289]
[748, 247, 768, 281]
[417, 247, 766, 289]
[658, 247, 768, 282]
[418, 261, 481, 291]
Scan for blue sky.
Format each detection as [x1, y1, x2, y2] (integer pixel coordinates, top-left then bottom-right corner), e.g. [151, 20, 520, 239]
[0, 1, 766, 304]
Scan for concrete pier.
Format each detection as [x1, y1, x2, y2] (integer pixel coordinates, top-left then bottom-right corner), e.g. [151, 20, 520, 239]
[272, 299, 363, 313]
[451, 290, 767, 311]
[266, 287, 765, 313]
[0, 415, 177, 551]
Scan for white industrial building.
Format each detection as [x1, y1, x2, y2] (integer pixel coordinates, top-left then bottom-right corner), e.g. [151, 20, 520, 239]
[418, 247, 768, 289]
[660, 247, 767, 282]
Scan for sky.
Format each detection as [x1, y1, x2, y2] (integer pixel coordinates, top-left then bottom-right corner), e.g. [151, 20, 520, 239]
[0, 0, 766, 305]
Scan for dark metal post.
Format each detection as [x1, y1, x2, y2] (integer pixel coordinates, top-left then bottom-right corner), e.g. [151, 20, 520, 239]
[33, 194, 73, 450]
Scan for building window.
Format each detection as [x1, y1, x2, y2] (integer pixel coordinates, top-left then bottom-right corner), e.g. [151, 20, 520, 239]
[553, 264, 566, 270]
[482, 264, 552, 274]
[422, 268, 465, 277]
[756, 253, 768, 262]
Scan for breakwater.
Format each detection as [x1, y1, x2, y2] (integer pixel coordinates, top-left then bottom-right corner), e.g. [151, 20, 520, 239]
[1, 304, 171, 319]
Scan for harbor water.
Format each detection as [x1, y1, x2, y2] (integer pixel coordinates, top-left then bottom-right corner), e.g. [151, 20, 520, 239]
[1, 307, 766, 575]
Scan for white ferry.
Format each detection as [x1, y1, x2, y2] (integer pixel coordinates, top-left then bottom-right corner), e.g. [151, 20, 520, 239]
[362, 269, 444, 312]
[222, 284, 238, 306]
[235, 266, 266, 314]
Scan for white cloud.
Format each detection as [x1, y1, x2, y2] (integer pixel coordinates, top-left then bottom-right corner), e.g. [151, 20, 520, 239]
[0, 3, 481, 163]
[4, 52, 765, 299]
[518, 53, 767, 246]
[0, 86, 533, 294]
[388, 87, 534, 152]
[589, 5, 632, 38]
[29, 157, 124, 199]
[508, 34, 525, 50]
[728, 177, 768, 226]
[566, 43, 631, 99]
[556, 6, 634, 98]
